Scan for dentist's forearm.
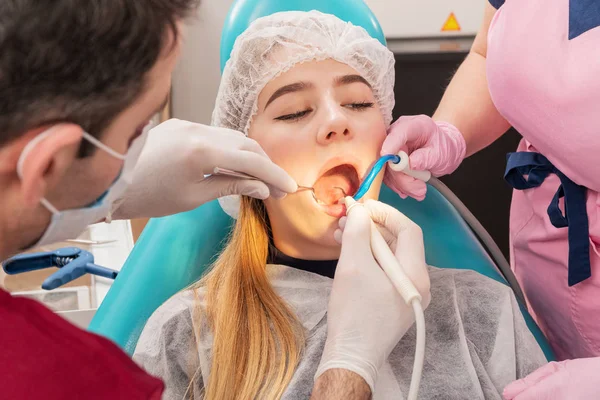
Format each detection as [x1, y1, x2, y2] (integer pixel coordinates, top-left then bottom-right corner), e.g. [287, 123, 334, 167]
[311, 369, 371, 400]
[433, 2, 511, 157]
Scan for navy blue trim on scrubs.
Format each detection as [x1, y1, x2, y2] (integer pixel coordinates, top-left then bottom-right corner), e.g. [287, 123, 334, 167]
[569, 0, 600, 39]
[504, 152, 591, 286]
[488, 0, 505, 9]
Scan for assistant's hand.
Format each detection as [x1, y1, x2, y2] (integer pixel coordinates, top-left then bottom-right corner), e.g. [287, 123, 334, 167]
[316, 202, 430, 393]
[112, 119, 297, 219]
[382, 115, 466, 200]
[503, 357, 600, 400]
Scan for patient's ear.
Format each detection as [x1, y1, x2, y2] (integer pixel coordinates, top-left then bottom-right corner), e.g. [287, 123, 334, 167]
[0, 124, 83, 208]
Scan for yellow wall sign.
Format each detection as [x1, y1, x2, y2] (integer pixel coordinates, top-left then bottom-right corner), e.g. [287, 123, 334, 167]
[441, 12, 461, 32]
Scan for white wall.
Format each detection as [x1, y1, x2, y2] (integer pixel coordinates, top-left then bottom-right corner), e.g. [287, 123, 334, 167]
[172, 0, 234, 124]
[366, 0, 484, 38]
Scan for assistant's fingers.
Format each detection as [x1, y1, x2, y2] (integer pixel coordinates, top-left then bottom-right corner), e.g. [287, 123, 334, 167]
[503, 362, 562, 400]
[381, 115, 434, 154]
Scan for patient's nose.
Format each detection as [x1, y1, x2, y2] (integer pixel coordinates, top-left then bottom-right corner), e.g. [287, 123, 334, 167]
[316, 101, 354, 145]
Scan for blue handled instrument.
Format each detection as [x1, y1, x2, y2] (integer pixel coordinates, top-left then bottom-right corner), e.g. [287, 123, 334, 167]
[2, 247, 119, 290]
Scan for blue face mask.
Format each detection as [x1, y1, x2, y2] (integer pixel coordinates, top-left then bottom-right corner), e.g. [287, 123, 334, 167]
[17, 122, 153, 249]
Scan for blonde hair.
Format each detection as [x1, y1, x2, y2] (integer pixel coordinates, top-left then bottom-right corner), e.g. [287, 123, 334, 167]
[190, 196, 305, 399]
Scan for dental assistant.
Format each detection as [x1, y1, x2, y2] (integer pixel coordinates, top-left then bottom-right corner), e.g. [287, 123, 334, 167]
[382, 0, 600, 399]
[0, 2, 418, 399]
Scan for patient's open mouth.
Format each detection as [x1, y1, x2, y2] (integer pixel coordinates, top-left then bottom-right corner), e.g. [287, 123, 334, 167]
[312, 164, 359, 217]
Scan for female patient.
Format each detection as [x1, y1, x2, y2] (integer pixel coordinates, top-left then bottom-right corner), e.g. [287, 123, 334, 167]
[134, 11, 547, 399]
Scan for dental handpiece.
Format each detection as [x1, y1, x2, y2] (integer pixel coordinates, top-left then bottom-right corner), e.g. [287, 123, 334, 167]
[344, 197, 426, 400]
[212, 167, 345, 201]
[344, 197, 421, 304]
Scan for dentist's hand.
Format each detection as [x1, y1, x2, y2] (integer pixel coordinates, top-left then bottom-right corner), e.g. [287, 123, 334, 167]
[382, 115, 466, 200]
[112, 119, 297, 220]
[315, 201, 430, 393]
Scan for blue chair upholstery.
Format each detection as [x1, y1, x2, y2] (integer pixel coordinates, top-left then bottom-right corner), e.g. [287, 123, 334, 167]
[89, 0, 555, 362]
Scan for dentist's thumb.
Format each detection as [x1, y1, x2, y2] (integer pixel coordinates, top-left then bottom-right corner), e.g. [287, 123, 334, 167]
[339, 203, 373, 258]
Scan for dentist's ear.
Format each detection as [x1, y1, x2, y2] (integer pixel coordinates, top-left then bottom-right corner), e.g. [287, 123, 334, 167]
[0, 124, 83, 208]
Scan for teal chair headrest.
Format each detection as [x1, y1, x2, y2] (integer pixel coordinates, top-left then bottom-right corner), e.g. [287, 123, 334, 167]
[219, 0, 386, 72]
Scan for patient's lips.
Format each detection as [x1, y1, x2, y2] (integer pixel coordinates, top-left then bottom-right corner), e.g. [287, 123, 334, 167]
[313, 164, 359, 217]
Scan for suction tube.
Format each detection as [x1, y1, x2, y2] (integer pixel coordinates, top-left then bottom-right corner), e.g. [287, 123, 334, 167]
[353, 154, 400, 200]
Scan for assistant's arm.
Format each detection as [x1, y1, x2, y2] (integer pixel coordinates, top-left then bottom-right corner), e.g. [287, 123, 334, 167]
[433, 2, 510, 156]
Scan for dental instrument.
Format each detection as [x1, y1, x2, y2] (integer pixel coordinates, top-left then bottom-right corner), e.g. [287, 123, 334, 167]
[66, 239, 118, 245]
[356, 152, 526, 306]
[2, 247, 119, 290]
[212, 167, 315, 192]
[212, 167, 345, 202]
[345, 196, 425, 400]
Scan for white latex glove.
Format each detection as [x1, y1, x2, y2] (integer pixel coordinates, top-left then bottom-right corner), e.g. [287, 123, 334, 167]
[112, 119, 297, 219]
[315, 200, 431, 393]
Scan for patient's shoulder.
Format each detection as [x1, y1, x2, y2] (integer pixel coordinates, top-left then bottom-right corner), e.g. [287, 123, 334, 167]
[134, 289, 207, 398]
[149, 290, 200, 325]
[427, 266, 518, 323]
[135, 289, 204, 352]
[428, 266, 514, 298]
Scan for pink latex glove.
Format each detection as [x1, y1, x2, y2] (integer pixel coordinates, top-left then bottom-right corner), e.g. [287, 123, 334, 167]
[382, 115, 466, 200]
[503, 358, 600, 400]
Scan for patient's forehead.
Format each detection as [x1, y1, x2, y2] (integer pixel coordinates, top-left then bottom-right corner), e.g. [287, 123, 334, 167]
[256, 59, 368, 107]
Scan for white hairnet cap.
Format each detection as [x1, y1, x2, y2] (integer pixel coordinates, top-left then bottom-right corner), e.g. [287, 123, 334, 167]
[213, 10, 396, 218]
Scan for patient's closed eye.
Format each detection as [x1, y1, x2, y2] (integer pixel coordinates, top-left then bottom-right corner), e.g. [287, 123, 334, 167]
[344, 102, 374, 110]
[274, 102, 374, 122]
[275, 109, 313, 121]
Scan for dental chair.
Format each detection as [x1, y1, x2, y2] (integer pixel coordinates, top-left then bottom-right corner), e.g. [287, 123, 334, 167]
[88, 0, 555, 362]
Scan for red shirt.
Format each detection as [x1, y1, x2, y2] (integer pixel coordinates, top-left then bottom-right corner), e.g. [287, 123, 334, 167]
[0, 288, 164, 399]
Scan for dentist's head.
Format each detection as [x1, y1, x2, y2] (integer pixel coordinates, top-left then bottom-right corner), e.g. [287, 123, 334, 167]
[0, 0, 199, 257]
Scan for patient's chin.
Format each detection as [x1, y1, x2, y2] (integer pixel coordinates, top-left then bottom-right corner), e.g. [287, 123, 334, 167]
[307, 222, 342, 254]
[266, 194, 343, 258]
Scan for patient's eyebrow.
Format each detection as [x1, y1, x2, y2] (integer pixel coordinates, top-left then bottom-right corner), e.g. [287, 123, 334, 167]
[265, 82, 314, 109]
[334, 74, 372, 88]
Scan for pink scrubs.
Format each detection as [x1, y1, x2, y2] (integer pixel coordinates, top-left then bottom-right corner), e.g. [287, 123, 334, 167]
[486, 0, 600, 360]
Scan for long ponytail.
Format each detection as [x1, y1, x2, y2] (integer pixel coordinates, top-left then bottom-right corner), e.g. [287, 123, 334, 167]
[191, 196, 305, 399]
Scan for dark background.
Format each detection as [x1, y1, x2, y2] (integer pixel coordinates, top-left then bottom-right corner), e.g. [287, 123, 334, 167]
[392, 50, 522, 258]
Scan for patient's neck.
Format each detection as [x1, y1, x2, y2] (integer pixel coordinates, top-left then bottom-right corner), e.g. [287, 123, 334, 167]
[270, 226, 341, 260]
[268, 245, 337, 278]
